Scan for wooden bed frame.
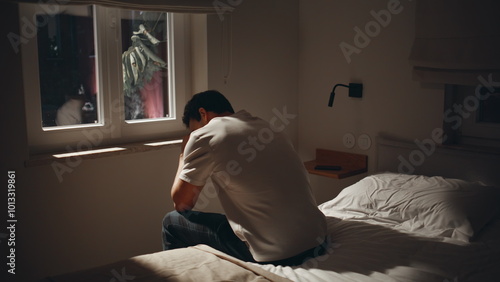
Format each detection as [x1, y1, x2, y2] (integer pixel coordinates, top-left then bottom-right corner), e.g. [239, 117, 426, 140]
[376, 136, 500, 187]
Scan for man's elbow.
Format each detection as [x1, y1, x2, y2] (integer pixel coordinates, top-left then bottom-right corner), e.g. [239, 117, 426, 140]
[173, 201, 194, 212]
[170, 179, 202, 212]
[172, 193, 195, 212]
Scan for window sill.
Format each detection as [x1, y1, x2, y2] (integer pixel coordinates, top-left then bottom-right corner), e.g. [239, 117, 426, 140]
[25, 138, 183, 167]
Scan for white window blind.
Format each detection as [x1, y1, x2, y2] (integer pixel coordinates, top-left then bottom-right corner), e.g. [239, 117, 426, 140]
[11, 0, 233, 13]
[409, 0, 500, 85]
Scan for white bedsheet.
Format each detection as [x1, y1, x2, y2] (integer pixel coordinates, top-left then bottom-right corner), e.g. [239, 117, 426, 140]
[256, 216, 500, 282]
[255, 173, 500, 282]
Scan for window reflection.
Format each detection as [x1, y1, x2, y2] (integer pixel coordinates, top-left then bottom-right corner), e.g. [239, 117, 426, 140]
[121, 11, 171, 120]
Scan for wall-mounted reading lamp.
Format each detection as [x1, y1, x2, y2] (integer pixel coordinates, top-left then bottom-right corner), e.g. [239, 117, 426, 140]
[328, 83, 363, 107]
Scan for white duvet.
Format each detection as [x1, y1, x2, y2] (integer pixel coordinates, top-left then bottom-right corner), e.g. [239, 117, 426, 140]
[256, 173, 500, 282]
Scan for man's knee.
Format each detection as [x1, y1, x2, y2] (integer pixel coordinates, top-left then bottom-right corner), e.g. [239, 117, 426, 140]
[162, 211, 184, 250]
[162, 210, 182, 227]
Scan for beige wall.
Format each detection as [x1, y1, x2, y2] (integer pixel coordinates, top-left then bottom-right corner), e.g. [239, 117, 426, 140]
[206, 1, 299, 143]
[297, 0, 445, 202]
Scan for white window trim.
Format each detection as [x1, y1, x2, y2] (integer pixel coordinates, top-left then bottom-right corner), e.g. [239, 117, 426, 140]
[20, 3, 192, 155]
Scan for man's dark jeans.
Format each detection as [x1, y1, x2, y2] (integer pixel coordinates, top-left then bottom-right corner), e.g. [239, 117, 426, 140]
[162, 210, 326, 266]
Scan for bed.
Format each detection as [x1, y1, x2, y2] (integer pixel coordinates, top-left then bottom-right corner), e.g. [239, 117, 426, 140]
[44, 137, 500, 282]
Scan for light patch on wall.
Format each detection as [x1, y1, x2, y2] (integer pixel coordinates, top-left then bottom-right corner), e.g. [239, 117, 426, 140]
[52, 147, 127, 158]
[144, 139, 182, 146]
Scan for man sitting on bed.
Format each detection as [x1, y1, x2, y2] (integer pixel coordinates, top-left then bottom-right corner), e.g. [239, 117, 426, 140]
[162, 90, 327, 266]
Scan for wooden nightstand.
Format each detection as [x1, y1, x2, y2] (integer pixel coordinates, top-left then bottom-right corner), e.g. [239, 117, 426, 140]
[304, 149, 367, 179]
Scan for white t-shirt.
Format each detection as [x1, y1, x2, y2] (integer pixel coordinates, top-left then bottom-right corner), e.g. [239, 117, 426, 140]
[180, 110, 327, 262]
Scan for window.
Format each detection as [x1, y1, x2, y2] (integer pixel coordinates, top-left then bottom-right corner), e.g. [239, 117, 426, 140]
[443, 84, 500, 149]
[20, 3, 190, 154]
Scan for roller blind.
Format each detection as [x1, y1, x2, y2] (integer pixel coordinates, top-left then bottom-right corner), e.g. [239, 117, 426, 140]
[10, 0, 233, 13]
[409, 0, 500, 85]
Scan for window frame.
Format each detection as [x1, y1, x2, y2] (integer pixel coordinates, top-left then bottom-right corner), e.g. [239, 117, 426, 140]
[20, 3, 190, 154]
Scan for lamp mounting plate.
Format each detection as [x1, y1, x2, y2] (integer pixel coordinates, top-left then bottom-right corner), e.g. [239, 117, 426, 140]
[348, 83, 363, 98]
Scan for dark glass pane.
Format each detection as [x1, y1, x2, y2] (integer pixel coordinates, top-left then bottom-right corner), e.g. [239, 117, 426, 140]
[37, 6, 98, 127]
[479, 89, 500, 123]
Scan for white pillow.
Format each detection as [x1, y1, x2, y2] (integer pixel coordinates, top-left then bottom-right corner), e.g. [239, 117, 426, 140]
[319, 173, 500, 242]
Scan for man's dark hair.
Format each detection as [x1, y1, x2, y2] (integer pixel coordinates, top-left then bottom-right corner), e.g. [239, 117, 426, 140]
[182, 90, 235, 127]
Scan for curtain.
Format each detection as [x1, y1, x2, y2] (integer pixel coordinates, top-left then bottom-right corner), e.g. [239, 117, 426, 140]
[10, 0, 233, 13]
[409, 0, 500, 85]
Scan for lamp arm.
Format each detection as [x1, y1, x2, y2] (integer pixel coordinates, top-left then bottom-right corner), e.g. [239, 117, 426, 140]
[332, 84, 350, 92]
[328, 84, 349, 107]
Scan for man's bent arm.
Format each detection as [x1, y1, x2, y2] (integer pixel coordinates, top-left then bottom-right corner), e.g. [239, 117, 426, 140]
[171, 136, 204, 211]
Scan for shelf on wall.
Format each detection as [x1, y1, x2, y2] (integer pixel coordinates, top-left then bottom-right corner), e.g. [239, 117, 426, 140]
[304, 148, 367, 179]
